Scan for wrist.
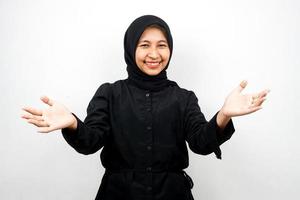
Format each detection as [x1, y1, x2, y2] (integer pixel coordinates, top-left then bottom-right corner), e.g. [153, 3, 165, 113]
[68, 114, 78, 130]
[219, 107, 230, 118]
[217, 108, 231, 131]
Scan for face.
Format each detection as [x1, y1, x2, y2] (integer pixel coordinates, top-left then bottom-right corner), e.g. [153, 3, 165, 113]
[135, 27, 170, 76]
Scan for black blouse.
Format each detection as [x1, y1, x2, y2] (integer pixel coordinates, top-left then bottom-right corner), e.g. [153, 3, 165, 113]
[62, 79, 235, 200]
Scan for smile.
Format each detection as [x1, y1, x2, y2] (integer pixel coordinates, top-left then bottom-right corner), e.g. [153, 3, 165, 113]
[144, 61, 161, 68]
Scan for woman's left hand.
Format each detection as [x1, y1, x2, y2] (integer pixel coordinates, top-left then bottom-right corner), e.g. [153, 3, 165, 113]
[220, 80, 270, 117]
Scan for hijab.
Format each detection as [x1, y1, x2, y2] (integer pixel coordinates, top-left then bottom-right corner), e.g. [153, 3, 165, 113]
[124, 15, 178, 91]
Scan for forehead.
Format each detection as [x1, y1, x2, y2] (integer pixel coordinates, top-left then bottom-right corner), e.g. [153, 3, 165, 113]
[138, 27, 167, 42]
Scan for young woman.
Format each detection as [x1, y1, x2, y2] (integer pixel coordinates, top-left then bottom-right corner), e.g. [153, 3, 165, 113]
[21, 15, 269, 200]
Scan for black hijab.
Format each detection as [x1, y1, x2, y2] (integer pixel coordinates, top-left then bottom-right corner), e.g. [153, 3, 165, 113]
[124, 15, 178, 91]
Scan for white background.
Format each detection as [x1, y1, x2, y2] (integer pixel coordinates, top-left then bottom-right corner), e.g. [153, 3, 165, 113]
[1, 0, 299, 199]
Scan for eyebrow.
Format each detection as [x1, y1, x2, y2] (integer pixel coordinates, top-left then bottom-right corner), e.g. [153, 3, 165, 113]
[138, 40, 168, 43]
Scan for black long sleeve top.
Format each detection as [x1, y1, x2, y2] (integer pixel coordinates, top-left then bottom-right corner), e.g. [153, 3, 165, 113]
[62, 79, 235, 200]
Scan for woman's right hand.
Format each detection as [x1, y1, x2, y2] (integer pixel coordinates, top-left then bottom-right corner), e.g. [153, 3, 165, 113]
[21, 96, 77, 133]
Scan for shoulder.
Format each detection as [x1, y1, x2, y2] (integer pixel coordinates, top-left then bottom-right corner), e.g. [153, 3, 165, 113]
[93, 82, 111, 97]
[161, 83, 199, 110]
[168, 82, 196, 100]
[94, 79, 126, 97]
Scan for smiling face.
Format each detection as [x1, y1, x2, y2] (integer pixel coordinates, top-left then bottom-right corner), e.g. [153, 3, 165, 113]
[135, 27, 170, 76]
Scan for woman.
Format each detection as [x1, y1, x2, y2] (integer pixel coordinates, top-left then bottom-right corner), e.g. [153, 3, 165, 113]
[21, 15, 270, 200]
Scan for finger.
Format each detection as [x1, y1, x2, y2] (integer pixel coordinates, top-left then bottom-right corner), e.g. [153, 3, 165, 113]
[22, 107, 43, 116]
[247, 106, 263, 114]
[21, 110, 33, 119]
[40, 96, 54, 106]
[251, 89, 269, 102]
[256, 97, 267, 107]
[251, 97, 267, 107]
[21, 113, 43, 121]
[27, 119, 49, 127]
[238, 80, 248, 92]
[257, 89, 270, 98]
[252, 94, 259, 100]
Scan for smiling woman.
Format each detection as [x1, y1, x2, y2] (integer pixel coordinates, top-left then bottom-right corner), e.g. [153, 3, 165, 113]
[21, 15, 270, 200]
[135, 25, 171, 76]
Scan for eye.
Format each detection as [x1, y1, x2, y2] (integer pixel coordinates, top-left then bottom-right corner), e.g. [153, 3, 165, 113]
[158, 44, 168, 48]
[139, 44, 149, 48]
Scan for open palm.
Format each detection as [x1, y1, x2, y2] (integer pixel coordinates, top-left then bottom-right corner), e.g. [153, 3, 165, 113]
[221, 81, 270, 117]
[21, 96, 76, 133]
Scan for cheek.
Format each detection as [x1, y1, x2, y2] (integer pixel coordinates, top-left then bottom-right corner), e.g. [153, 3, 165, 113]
[135, 50, 145, 63]
[162, 50, 170, 62]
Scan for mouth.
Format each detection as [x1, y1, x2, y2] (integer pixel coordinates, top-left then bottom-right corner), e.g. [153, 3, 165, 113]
[144, 61, 161, 69]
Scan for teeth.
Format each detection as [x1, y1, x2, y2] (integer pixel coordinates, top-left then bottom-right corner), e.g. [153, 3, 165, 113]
[146, 62, 160, 66]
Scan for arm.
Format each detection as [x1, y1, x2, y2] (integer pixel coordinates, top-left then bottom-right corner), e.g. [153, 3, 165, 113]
[216, 110, 231, 132]
[21, 83, 111, 155]
[185, 92, 235, 159]
[61, 83, 111, 155]
[185, 80, 270, 159]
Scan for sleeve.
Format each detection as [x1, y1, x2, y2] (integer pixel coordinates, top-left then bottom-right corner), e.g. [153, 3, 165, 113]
[61, 83, 111, 155]
[184, 91, 235, 159]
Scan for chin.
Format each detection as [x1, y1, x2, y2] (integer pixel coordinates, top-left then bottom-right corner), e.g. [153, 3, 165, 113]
[144, 69, 163, 76]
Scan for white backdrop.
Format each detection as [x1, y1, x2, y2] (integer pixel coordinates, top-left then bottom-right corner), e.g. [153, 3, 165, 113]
[1, 0, 299, 199]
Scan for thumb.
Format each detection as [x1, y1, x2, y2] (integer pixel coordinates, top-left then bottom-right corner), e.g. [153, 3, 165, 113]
[40, 96, 54, 106]
[237, 80, 248, 92]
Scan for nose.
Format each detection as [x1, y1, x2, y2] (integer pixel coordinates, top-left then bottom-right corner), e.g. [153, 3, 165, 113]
[147, 48, 159, 59]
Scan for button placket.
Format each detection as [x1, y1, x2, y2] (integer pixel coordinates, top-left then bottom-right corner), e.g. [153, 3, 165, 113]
[145, 93, 153, 149]
[145, 92, 153, 136]
[144, 91, 153, 193]
[145, 91, 154, 194]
